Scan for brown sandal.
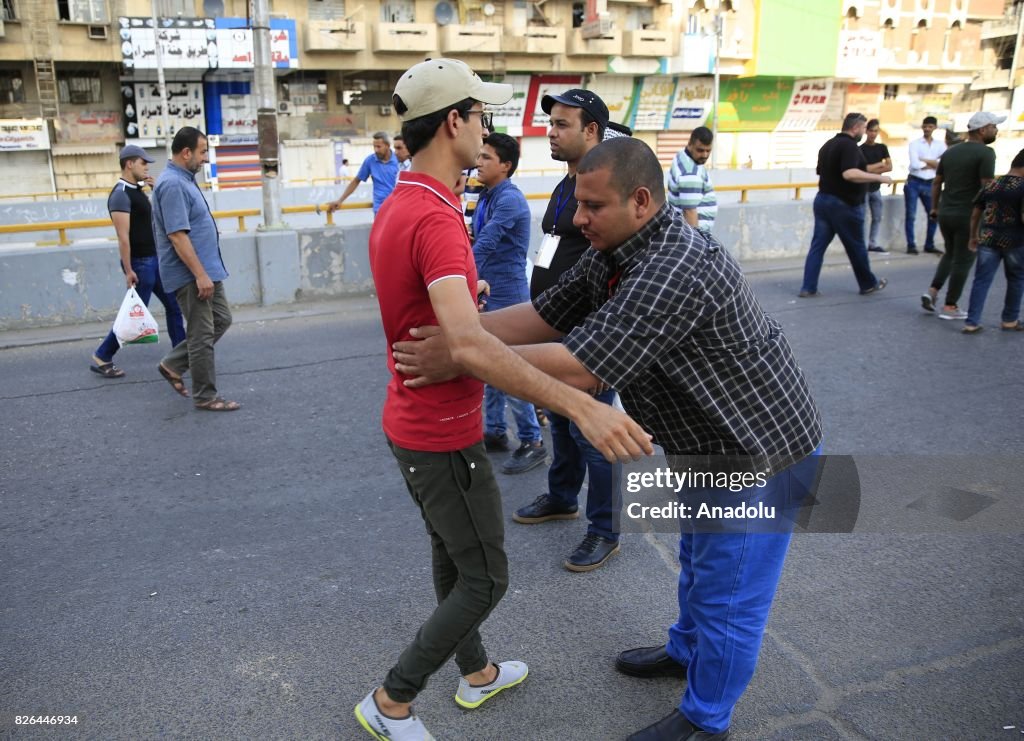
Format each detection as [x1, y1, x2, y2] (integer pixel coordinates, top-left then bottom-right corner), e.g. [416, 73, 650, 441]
[158, 364, 190, 398]
[195, 397, 241, 412]
[1000, 321, 1024, 331]
[90, 361, 125, 378]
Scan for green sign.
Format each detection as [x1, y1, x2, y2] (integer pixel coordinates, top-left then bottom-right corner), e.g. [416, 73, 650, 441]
[714, 78, 794, 132]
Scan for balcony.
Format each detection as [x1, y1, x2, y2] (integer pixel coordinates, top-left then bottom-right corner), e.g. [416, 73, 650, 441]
[305, 20, 367, 52]
[622, 29, 673, 57]
[502, 27, 566, 54]
[439, 24, 501, 54]
[372, 23, 438, 53]
[970, 67, 1011, 90]
[567, 28, 622, 56]
[981, 14, 1020, 40]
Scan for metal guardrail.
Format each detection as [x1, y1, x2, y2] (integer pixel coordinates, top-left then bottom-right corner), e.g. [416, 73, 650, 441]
[0, 179, 909, 246]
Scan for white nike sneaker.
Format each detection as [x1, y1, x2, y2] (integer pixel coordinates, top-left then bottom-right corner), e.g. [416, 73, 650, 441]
[354, 690, 435, 741]
[454, 660, 529, 709]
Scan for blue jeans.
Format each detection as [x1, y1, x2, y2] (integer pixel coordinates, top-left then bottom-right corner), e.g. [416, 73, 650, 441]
[966, 245, 1024, 326]
[484, 385, 541, 443]
[545, 389, 618, 540]
[95, 256, 186, 362]
[801, 193, 879, 294]
[904, 176, 938, 250]
[667, 447, 822, 734]
[865, 189, 883, 249]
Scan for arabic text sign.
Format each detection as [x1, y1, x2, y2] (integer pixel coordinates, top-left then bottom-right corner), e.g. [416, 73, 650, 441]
[118, 17, 298, 70]
[524, 75, 583, 136]
[631, 76, 676, 131]
[123, 82, 205, 140]
[836, 30, 880, 81]
[489, 74, 529, 136]
[669, 76, 713, 130]
[0, 119, 50, 151]
[776, 79, 833, 132]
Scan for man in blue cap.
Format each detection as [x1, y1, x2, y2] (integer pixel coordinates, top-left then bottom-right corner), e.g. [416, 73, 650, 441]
[90, 144, 185, 379]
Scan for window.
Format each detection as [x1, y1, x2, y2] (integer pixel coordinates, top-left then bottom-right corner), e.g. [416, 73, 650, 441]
[2, 0, 16, 21]
[380, 0, 414, 23]
[0, 70, 26, 104]
[156, 0, 196, 15]
[883, 84, 898, 100]
[57, 0, 109, 23]
[58, 71, 102, 105]
[309, 0, 346, 21]
[572, 2, 584, 27]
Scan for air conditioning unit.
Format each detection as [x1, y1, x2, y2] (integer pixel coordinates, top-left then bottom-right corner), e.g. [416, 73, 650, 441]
[379, 104, 393, 116]
[87, 25, 109, 40]
[278, 101, 293, 114]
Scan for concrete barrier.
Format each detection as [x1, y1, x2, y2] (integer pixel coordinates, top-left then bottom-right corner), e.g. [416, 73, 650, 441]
[0, 194, 917, 330]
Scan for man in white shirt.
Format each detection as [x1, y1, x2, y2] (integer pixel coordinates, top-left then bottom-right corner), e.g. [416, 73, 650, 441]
[393, 134, 412, 172]
[905, 116, 946, 255]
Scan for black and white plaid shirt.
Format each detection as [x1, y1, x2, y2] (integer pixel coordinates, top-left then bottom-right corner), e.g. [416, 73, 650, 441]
[533, 204, 822, 475]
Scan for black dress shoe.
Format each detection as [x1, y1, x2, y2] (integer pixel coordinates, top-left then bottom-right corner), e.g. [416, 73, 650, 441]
[512, 494, 578, 524]
[564, 533, 619, 572]
[615, 645, 687, 678]
[924, 247, 944, 255]
[626, 709, 730, 741]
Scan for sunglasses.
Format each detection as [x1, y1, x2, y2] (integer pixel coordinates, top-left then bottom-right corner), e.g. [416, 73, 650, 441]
[468, 110, 494, 129]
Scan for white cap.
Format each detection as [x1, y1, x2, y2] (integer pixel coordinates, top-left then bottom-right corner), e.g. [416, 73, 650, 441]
[966, 111, 1007, 130]
[393, 58, 512, 121]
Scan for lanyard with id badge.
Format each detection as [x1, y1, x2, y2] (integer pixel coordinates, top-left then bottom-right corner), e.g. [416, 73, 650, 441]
[531, 177, 574, 269]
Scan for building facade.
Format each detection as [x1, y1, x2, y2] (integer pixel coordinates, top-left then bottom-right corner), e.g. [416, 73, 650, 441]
[0, 0, 1020, 198]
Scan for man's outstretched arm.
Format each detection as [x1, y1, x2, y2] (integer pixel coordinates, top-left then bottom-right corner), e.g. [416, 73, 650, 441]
[425, 278, 651, 463]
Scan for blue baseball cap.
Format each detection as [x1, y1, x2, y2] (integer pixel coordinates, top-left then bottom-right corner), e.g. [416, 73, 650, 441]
[119, 144, 154, 163]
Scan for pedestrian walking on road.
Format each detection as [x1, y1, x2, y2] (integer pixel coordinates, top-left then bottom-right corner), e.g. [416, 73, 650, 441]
[90, 145, 185, 379]
[357, 58, 652, 741]
[800, 112, 891, 297]
[905, 115, 947, 255]
[860, 119, 892, 255]
[472, 133, 548, 475]
[962, 146, 1024, 334]
[152, 127, 238, 411]
[922, 111, 1002, 321]
[391, 137, 823, 741]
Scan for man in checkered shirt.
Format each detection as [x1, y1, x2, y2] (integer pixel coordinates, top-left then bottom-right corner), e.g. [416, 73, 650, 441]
[393, 136, 823, 740]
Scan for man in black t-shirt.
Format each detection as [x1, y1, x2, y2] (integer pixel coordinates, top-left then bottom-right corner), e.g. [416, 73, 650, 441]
[513, 88, 621, 573]
[860, 118, 892, 254]
[800, 113, 892, 297]
[90, 145, 186, 379]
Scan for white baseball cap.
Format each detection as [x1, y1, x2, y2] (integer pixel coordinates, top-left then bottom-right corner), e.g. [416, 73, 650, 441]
[393, 58, 512, 121]
[966, 111, 1006, 130]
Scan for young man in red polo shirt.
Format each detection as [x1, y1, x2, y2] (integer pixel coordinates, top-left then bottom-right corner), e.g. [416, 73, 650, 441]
[356, 58, 653, 741]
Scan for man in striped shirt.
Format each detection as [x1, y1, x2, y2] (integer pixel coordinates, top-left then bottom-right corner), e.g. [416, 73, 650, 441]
[667, 126, 717, 236]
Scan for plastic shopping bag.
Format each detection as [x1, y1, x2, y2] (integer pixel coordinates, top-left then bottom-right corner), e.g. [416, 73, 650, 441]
[112, 287, 160, 346]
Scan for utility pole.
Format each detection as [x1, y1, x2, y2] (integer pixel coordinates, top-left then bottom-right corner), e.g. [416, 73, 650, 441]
[711, 3, 722, 170]
[150, 1, 172, 159]
[250, 0, 284, 229]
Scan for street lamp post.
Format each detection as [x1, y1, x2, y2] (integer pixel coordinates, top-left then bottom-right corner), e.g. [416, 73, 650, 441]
[250, 0, 284, 229]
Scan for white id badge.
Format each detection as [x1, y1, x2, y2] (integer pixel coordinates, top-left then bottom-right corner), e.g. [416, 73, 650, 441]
[532, 233, 560, 270]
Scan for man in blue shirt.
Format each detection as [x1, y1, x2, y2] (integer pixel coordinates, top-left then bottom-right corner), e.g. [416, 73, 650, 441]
[473, 133, 548, 475]
[152, 126, 238, 412]
[327, 132, 400, 214]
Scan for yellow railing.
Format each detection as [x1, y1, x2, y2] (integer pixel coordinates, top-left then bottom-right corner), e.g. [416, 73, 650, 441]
[0, 201, 359, 246]
[0, 179, 911, 246]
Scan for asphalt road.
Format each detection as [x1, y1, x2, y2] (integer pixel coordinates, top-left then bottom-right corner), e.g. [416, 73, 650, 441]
[1, 254, 1022, 740]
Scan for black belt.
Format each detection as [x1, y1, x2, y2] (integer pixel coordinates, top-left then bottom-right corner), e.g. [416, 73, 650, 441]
[907, 174, 932, 182]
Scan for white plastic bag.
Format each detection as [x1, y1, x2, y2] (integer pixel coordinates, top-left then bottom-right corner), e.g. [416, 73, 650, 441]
[112, 287, 160, 346]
